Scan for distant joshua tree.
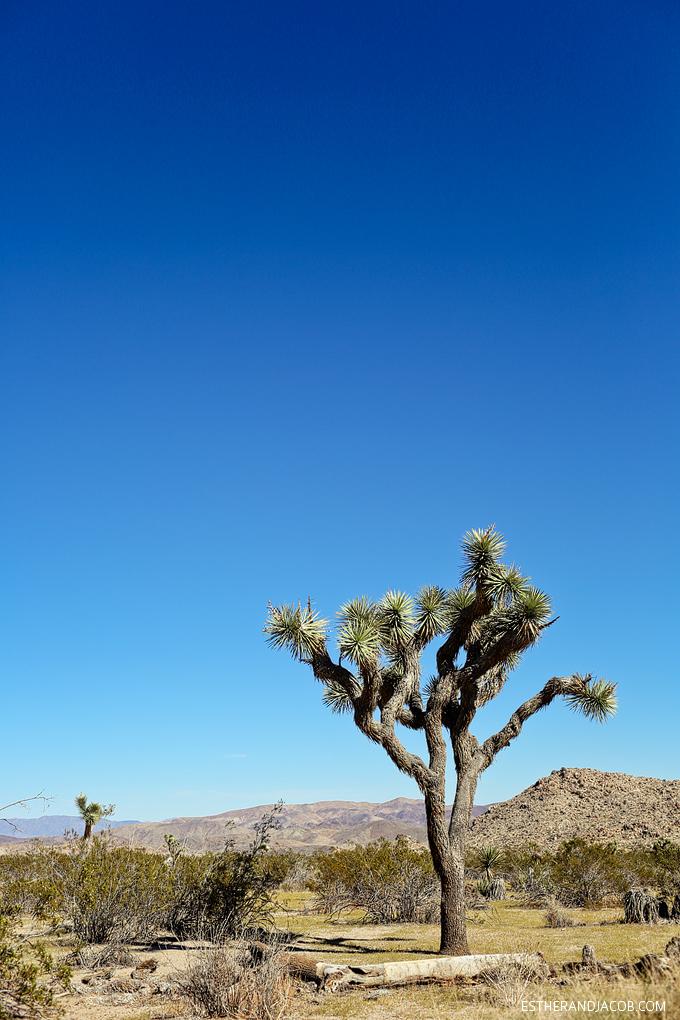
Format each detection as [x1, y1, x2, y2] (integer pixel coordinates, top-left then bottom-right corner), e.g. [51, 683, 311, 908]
[264, 526, 617, 956]
[75, 793, 115, 840]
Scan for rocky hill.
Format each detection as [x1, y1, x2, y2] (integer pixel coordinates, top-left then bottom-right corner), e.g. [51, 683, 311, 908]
[469, 767, 680, 850]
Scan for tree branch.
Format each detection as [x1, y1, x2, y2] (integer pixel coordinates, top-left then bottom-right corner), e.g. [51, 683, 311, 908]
[475, 675, 575, 772]
[380, 647, 420, 728]
[474, 662, 509, 708]
[309, 648, 363, 701]
[354, 701, 435, 793]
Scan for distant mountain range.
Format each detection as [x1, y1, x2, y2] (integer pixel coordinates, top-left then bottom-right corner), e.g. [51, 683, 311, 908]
[0, 799, 489, 850]
[97, 798, 491, 851]
[0, 816, 139, 840]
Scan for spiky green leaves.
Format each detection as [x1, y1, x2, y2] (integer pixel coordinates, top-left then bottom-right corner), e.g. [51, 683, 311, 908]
[337, 596, 380, 666]
[75, 793, 115, 827]
[485, 564, 530, 606]
[335, 591, 419, 664]
[448, 587, 476, 621]
[460, 527, 507, 588]
[413, 585, 450, 642]
[264, 601, 329, 660]
[321, 679, 354, 714]
[510, 586, 553, 646]
[378, 590, 415, 648]
[565, 674, 618, 722]
[473, 845, 505, 878]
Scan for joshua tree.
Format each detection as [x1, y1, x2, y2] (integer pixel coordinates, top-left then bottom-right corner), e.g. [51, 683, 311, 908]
[264, 527, 617, 955]
[74, 793, 115, 840]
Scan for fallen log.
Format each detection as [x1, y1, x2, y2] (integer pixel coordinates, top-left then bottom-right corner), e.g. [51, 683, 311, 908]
[250, 943, 548, 992]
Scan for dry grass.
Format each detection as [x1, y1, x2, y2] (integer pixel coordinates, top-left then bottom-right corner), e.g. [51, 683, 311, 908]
[284, 967, 680, 1020]
[183, 940, 294, 1018]
[277, 896, 674, 965]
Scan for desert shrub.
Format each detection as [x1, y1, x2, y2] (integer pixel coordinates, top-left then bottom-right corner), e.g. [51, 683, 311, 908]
[69, 943, 139, 968]
[649, 839, 680, 901]
[492, 837, 680, 910]
[503, 846, 556, 905]
[475, 878, 491, 898]
[0, 912, 71, 1018]
[0, 843, 62, 921]
[308, 836, 439, 923]
[547, 838, 647, 907]
[0, 835, 174, 944]
[0, 808, 290, 948]
[275, 851, 310, 892]
[482, 954, 539, 1008]
[168, 805, 288, 939]
[464, 881, 488, 909]
[183, 938, 292, 1019]
[40, 834, 172, 944]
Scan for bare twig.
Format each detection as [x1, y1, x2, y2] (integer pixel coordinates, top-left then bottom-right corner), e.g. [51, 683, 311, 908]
[0, 790, 53, 833]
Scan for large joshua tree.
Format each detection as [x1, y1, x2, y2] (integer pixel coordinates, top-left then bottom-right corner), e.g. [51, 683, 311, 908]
[264, 527, 617, 956]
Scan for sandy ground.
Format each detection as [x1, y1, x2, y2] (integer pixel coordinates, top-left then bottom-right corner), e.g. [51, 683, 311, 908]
[61, 940, 199, 1020]
[37, 901, 680, 1019]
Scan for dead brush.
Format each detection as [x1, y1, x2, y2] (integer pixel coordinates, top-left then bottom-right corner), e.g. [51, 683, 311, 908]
[481, 954, 539, 1008]
[183, 936, 293, 1019]
[543, 898, 576, 928]
[67, 940, 138, 968]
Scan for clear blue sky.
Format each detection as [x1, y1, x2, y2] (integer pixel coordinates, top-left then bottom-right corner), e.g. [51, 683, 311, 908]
[1, 0, 678, 823]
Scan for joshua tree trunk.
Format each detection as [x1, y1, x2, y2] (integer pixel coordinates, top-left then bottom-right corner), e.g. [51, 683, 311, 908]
[424, 772, 474, 954]
[425, 790, 466, 954]
[438, 854, 468, 955]
[83, 820, 93, 840]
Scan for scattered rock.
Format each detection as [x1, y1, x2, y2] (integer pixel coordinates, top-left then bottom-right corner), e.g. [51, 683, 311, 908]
[665, 936, 680, 959]
[153, 980, 177, 996]
[132, 956, 158, 974]
[582, 945, 596, 972]
[635, 954, 670, 976]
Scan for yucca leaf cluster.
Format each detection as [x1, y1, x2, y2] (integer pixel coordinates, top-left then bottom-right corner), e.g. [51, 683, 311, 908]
[564, 674, 619, 722]
[263, 600, 328, 661]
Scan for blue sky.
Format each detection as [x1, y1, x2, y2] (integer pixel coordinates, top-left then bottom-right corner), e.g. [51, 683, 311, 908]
[1, 0, 678, 823]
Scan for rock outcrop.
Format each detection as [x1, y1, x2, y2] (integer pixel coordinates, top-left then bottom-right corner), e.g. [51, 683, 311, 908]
[470, 767, 680, 850]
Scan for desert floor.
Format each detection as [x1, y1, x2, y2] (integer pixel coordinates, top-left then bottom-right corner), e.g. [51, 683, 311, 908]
[57, 892, 679, 1020]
